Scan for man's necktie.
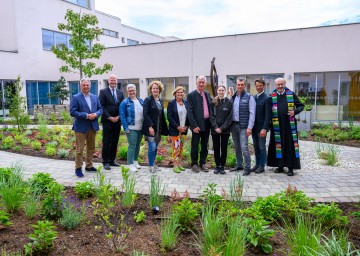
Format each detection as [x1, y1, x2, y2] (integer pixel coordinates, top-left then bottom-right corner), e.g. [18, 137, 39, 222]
[112, 89, 117, 103]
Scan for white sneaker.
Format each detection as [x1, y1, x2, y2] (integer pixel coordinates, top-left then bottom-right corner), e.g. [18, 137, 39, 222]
[134, 161, 141, 169]
[154, 164, 161, 171]
[129, 164, 138, 172]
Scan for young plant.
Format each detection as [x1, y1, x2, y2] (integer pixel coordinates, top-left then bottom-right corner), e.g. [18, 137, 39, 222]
[149, 175, 166, 208]
[59, 201, 85, 230]
[244, 217, 275, 254]
[57, 148, 70, 158]
[29, 172, 56, 194]
[309, 202, 348, 227]
[172, 198, 201, 231]
[41, 182, 65, 220]
[74, 181, 96, 199]
[160, 213, 181, 251]
[229, 173, 244, 208]
[45, 147, 56, 156]
[199, 183, 223, 209]
[2, 136, 15, 149]
[24, 220, 58, 256]
[0, 209, 13, 227]
[23, 190, 41, 219]
[133, 211, 146, 223]
[31, 140, 42, 150]
[121, 166, 137, 207]
[117, 145, 128, 160]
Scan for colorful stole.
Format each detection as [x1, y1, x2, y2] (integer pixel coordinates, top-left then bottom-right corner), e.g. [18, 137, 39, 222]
[271, 88, 300, 158]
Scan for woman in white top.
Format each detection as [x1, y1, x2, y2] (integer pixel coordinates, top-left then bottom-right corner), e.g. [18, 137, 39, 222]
[167, 86, 190, 173]
[119, 84, 144, 172]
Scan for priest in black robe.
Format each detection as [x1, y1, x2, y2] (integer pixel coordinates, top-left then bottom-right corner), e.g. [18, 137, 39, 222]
[267, 78, 304, 176]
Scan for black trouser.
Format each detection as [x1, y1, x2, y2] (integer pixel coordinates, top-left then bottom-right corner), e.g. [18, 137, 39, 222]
[212, 133, 230, 167]
[102, 121, 121, 164]
[191, 120, 210, 166]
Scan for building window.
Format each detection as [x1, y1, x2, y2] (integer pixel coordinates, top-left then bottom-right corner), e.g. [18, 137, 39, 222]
[103, 29, 118, 38]
[42, 29, 91, 50]
[0, 79, 16, 117]
[146, 77, 189, 107]
[227, 74, 283, 97]
[64, 0, 90, 8]
[295, 71, 360, 122]
[25, 81, 59, 115]
[127, 39, 139, 46]
[121, 37, 125, 43]
[111, 79, 140, 98]
[69, 80, 98, 99]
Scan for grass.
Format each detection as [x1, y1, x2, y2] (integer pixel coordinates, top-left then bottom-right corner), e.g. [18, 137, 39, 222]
[149, 175, 166, 208]
[160, 213, 181, 250]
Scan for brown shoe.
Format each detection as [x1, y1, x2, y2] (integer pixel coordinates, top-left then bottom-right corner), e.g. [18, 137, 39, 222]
[191, 164, 200, 173]
[200, 165, 209, 172]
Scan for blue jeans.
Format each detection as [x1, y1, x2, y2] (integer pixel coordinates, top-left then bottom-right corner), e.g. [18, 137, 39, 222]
[147, 139, 158, 167]
[231, 124, 251, 169]
[126, 130, 143, 164]
[252, 131, 267, 167]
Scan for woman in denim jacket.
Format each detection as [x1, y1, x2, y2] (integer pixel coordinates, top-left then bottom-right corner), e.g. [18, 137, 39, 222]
[120, 84, 144, 172]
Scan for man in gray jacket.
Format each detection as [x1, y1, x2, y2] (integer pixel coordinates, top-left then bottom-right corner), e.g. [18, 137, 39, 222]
[230, 77, 256, 176]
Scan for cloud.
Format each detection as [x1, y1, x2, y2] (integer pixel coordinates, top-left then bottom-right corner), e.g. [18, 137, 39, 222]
[96, 0, 360, 39]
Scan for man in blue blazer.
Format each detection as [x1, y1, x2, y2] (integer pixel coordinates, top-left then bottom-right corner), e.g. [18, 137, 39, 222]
[70, 78, 103, 177]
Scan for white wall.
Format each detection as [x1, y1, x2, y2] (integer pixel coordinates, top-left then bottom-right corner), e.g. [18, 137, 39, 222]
[0, 0, 17, 52]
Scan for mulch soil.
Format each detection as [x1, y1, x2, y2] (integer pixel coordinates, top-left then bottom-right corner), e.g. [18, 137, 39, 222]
[1, 187, 359, 255]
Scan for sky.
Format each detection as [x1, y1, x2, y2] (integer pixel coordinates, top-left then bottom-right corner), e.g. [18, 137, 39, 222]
[96, 0, 360, 39]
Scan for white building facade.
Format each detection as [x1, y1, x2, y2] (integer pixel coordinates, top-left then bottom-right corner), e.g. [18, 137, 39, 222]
[0, 0, 359, 122]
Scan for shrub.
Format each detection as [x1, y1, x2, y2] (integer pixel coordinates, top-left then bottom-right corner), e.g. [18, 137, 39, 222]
[24, 220, 58, 255]
[31, 140, 42, 150]
[45, 147, 56, 156]
[2, 136, 15, 149]
[57, 148, 69, 158]
[0, 167, 14, 182]
[245, 217, 275, 254]
[309, 202, 348, 227]
[21, 138, 31, 146]
[59, 202, 85, 230]
[226, 153, 237, 167]
[74, 181, 96, 199]
[41, 182, 64, 220]
[29, 172, 56, 194]
[0, 165, 26, 213]
[172, 198, 201, 231]
[117, 145, 128, 160]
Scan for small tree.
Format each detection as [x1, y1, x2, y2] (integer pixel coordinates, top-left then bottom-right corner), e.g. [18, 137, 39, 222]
[47, 76, 70, 105]
[52, 9, 113, 79]
[9, 76, 30, 131]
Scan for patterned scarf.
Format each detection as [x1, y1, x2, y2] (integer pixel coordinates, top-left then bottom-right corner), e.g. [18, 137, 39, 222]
[271, 88, 300, 158]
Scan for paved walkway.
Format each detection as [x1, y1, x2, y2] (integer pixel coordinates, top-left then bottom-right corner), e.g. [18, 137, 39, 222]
[0, 140, 360, 202]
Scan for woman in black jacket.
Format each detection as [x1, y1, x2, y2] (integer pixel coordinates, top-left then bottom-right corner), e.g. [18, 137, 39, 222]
[167, 86, 189, 173]
[142, 81, 169, 173]
[210, 85, 233, 174]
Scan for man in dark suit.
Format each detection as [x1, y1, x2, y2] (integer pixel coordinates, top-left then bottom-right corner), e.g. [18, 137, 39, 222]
[70, 78, 103, 177]
[99, 74, 124, 170]
[187, 75, 212, 173]
[251, 79, 272, 173]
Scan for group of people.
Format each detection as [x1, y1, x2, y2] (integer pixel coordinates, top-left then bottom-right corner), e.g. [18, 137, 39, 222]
[70, 74, 304, 178]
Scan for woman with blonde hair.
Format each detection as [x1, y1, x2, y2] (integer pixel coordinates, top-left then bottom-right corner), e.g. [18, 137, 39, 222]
[209, 85, 233, 174]
[167, 86, 189, 173]
[142, 81, 169, 173]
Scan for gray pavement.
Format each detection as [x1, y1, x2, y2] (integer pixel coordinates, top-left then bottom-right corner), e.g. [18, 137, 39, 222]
[0, 140, 359, 202]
